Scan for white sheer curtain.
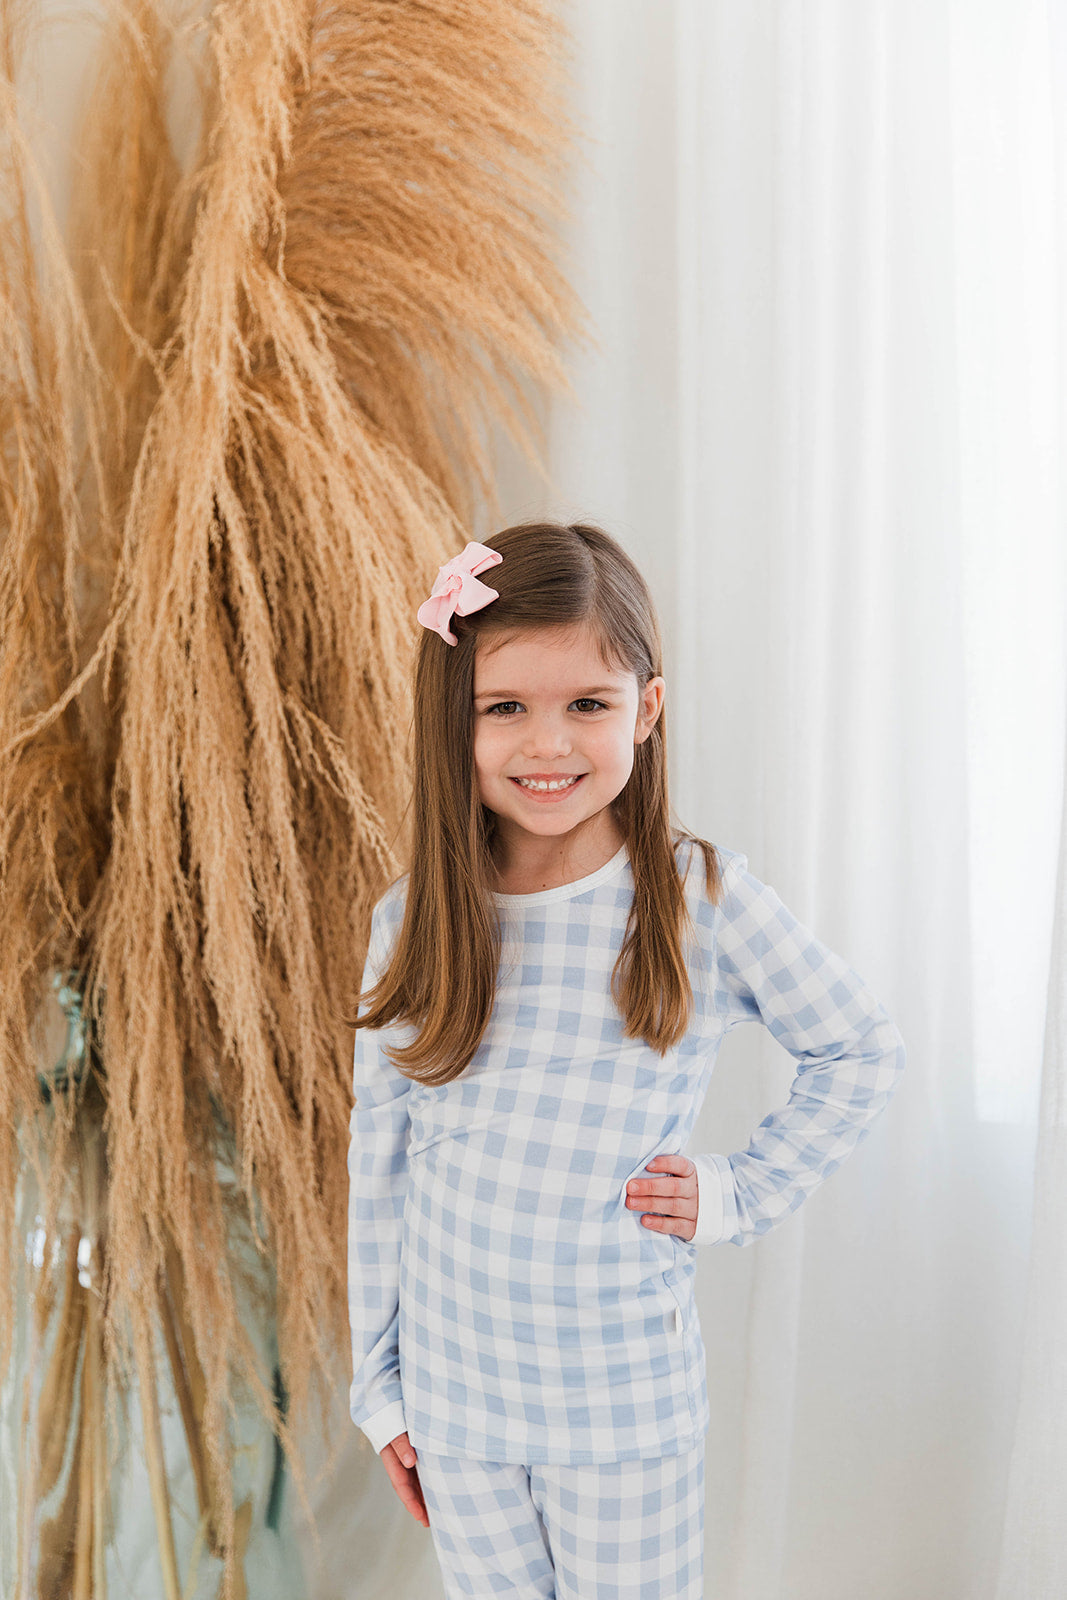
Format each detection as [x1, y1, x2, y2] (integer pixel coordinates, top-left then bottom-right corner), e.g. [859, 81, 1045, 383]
[994, 773, 1067, 1597]
[991, 5, 1067, 1592]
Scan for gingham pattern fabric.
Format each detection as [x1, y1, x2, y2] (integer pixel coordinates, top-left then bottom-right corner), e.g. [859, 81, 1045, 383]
[348, 839, 905, 1463]
[416, 1442, 705, 1599]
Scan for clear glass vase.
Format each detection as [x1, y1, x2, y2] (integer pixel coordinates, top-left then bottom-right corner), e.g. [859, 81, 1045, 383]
[1, 970, 305, 1600]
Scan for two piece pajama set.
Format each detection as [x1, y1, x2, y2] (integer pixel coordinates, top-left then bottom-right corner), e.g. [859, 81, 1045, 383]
[347, 837, 906, 1598]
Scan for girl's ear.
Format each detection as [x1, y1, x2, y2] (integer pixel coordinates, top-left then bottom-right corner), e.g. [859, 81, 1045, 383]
[635, 676, 666, 744]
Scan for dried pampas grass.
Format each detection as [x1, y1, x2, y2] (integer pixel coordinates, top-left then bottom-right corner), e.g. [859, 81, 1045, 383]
[1, 0, 580, 1588]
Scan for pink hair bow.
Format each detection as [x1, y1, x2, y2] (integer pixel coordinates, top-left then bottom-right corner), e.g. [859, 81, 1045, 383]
[416, 541, 503, 645]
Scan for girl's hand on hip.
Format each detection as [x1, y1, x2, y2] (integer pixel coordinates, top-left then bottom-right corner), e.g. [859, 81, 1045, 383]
[380, 1432, 430, 1528]
[626, 1154, 698, 1241]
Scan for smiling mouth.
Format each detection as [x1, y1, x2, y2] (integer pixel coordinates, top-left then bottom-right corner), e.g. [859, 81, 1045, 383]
[510, 775, 584, 794]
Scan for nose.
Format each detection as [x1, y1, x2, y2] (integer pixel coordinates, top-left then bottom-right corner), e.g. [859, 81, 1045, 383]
[521, 711, 572, 759]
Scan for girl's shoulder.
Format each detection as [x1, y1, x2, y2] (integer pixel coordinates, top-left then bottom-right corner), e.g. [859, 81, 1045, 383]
[672, 831, 748, 905]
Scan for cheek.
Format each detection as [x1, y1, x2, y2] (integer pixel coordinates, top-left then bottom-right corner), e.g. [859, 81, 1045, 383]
[472, 720, 504, 775]
[596, 724, 637, 768]
[604, 740, 638, 790]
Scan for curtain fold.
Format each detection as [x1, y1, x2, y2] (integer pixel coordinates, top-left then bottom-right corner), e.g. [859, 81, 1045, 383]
[991, 6, 1067, 1593]
[993, 747, 1067, 1598]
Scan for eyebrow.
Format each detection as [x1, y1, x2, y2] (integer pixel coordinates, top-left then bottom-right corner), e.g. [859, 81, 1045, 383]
[473, 685, 621, 701]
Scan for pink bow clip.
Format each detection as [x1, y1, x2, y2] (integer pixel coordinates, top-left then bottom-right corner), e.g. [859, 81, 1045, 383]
[416, 541, 503, 645]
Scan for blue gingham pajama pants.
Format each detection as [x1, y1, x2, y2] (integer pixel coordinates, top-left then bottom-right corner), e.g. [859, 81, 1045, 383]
[415, 1442, 705, 1599]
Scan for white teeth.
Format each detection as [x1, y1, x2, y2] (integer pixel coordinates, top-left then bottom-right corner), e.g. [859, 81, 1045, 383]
[515, 775, 579, 792]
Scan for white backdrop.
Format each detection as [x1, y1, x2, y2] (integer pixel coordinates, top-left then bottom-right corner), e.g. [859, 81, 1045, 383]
[12, 2, 1067, 1597]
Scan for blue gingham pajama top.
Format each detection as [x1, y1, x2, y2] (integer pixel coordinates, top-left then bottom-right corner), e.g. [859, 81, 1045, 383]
[347, 837, 905, 1465]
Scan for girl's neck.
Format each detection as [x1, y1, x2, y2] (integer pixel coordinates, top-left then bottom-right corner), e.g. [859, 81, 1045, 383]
[488, 816, 626, 895]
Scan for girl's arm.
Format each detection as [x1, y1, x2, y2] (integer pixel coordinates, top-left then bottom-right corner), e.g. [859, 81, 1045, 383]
[687, 850, 906, 1247]
[348, 894, 412, 1451]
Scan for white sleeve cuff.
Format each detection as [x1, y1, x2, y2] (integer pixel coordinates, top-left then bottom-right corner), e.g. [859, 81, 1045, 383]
[357, 1399, 409, 1455]
[690, 1152, 735, 1245]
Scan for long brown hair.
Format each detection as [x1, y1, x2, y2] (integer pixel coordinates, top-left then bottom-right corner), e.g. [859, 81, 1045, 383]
[347, 521, 723, 1081]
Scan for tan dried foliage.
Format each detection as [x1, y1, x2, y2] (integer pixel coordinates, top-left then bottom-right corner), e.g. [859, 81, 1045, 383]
[0, 0, 579, 1582]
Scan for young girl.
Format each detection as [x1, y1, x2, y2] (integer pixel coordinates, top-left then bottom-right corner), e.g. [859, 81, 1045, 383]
[347, 521, 905, 1600]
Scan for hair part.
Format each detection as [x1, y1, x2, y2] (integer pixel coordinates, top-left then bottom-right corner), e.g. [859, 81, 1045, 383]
[346, 521, 723, 1080]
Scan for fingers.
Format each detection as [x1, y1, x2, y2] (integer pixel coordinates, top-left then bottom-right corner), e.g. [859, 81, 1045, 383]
[639, 1212, 696, 1239]
[380, 1440, 431, 1528]
[389, 1430, 417, 1468]
[626, 1191, 697, 1241]
[628, 1176, 694, 1199]
[626, 1154, 697, 1208]
[393, 1469, 429, 1525]
[629, 1154, 696, 1194]
[645, 1154, 695, 1178]
[626, 1154, 697, 1240]
[630, 1194, 697, 1217]
[636, 1204, 697, 1241]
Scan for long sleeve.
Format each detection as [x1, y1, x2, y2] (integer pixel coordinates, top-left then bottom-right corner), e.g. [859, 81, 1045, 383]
[348, 893, 412, 1452]
[689, 851, 906, 1247]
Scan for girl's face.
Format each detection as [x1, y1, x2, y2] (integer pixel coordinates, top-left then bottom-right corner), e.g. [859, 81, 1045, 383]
[472, 623, 665, 862]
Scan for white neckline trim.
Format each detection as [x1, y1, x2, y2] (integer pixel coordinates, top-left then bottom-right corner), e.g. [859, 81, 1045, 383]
[490, 843, 630, 907]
